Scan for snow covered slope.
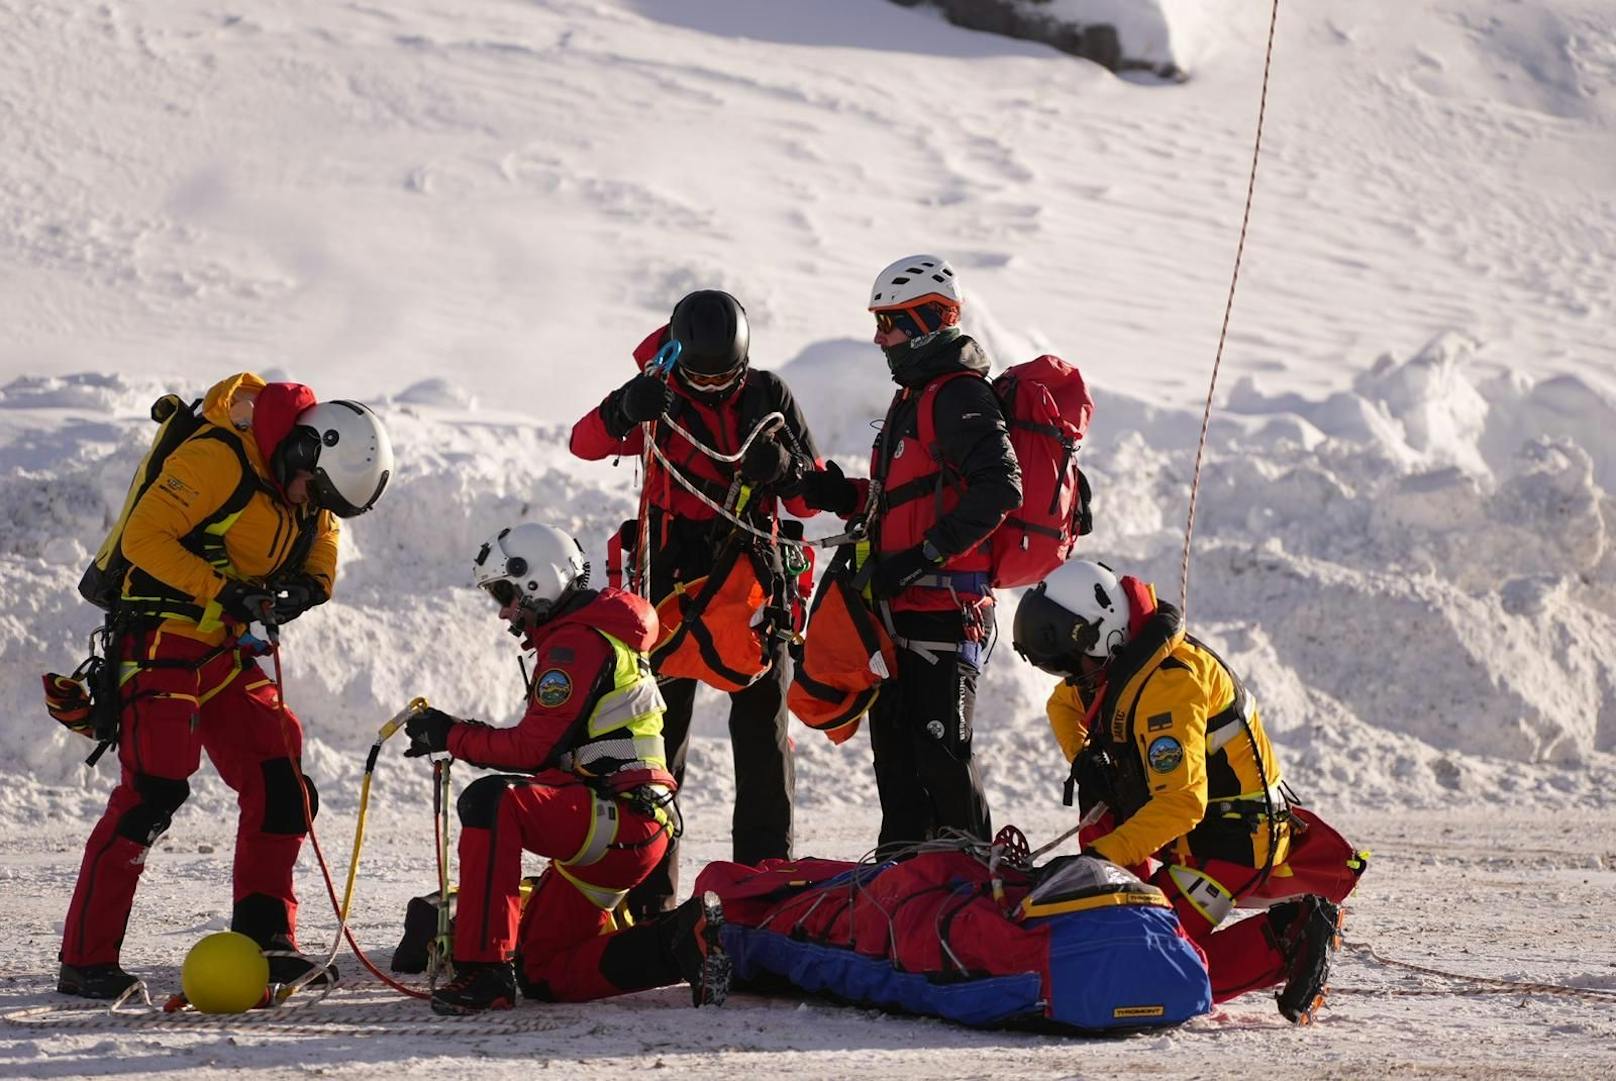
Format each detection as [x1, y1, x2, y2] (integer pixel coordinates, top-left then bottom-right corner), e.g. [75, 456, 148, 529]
[2, 0, 1614, 820]
[3, 1, 1616, 1076]
[0, 0, 1612, 825]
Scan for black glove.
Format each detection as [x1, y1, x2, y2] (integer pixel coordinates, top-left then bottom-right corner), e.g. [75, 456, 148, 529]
[872, 543, 940, 598]
[403, 708, 457, 758]
[1065, 744, 1116, 815]
[270, 574, 328, 625]
[614, 374, 674, 431]
[796, 460, 859, 515]
[740, 437, 800, 489]
[216, 580, 275, 624]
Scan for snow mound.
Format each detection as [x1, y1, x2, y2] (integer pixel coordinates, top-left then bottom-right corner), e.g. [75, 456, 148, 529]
[5, 332, 1611, 826]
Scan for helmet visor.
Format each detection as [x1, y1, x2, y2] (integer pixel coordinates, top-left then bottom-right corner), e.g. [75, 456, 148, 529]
[273, 427, 322, 489]
[308, 466, 390, 518]
[482, 579, 519, 608]
[1012, 586, 1099, 675]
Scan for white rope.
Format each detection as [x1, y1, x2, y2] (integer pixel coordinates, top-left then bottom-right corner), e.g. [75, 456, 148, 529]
[642, 421, 866, 551]
[658, 409, 786, 465]
[5, 990, 567, 1036]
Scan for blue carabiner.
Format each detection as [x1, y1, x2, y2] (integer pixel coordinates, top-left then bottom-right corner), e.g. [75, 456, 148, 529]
[650, 338, 683, 376]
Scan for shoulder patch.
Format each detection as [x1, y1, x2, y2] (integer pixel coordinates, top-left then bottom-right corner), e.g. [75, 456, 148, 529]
[535, 669, 573, 708]
[546, 646, 575, 665]
[1147, 712, 1174, 732]
[1147, 736, 1184, 774]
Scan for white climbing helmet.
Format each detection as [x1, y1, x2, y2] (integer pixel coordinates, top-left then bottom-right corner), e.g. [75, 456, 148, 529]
[867, 254, 961, 311]
[472, 523, 589, 620]
[1012, 560, 1130, 674]
[280, 400, 394, 518]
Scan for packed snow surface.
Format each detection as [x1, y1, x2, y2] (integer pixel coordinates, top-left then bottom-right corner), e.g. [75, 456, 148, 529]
[1, 0, 1614, 1077]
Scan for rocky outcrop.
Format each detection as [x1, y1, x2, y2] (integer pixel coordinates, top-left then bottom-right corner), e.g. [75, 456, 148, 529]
[890, 0, 1184, 80]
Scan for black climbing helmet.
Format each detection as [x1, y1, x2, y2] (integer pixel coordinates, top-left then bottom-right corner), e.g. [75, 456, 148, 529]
[669, 290, 750, 377]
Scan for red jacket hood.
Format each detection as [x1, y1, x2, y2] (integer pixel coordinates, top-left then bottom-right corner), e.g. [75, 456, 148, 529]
[251, 382, 318, 475]
[632, 325, 672, 371]
[1120, 575, 1159, 640]
[528, 587, 660, 653]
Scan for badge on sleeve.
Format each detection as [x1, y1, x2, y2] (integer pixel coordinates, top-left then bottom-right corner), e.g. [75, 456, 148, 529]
[1147, 736, 1184, 774]
[535, 669, 573, 708]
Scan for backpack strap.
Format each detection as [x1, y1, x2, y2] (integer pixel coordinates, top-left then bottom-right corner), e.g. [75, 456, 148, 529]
[122, 426, 275, 625]
[913, 369, 980, 459]
[880, 370, 983, 511]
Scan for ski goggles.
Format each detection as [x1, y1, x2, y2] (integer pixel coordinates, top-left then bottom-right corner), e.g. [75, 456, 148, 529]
[678, 365, 745, 393]
[873, 307, 931, 338]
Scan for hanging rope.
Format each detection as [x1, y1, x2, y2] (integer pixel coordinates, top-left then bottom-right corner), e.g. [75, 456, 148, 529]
[1179, 0, 1282, 619]
[267, 640, 433, 1001]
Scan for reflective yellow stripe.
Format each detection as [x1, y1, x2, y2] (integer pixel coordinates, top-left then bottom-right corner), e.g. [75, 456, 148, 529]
[196, 651, 246, 704]
[573, 633, 668, 776]
[553, 861, 630, 911]
[1021, 886, 1171, 918]
[559, 792, 619, 869]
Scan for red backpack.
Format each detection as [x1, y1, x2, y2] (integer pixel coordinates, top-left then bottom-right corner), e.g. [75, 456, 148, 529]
[916, 354, 1094, 589]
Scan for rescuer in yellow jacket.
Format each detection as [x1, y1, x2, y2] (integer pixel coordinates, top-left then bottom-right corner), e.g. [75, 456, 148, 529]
[59, 372, 394, 1001]
[1012, 560, 1348, 1024]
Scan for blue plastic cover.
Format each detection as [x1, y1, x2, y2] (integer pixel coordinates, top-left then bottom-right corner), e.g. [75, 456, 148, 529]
[722, 902, 1210, 1032]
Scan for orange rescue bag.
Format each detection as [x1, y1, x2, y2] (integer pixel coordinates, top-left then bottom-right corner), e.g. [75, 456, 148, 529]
[788, 547, 898, 745]
[652, 532, 786, 692]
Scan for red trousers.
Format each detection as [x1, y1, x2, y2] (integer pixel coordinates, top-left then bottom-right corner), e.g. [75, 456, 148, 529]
[1153, 857, 1289, 1003]
[453, 774, 672, 1001]
[61, 630, 313, 966]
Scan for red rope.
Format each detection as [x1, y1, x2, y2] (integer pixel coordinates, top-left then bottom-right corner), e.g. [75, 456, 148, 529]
[1180, 0, 1282, 621]
[270, 642, 432, 1000]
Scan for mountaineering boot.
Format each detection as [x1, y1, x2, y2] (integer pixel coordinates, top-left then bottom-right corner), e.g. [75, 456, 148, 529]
[669, 890, 731, 1007]
[1275, 894, 1344, 1024]
[57, 961, 140, 1000]
[431, 961, 517, 1015]
[262, 936, 340, 992]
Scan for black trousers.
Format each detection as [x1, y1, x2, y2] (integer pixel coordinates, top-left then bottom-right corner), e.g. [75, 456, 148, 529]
[869, 610, 992, 858]
[625, 639, 795, 918]
[625, 514, 796, 919]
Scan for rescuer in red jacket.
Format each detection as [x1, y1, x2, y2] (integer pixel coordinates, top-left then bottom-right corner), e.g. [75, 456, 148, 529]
[404, 522, 729, 1014]
[569, 290, 823, 919]
[795, 256, 1021, 855]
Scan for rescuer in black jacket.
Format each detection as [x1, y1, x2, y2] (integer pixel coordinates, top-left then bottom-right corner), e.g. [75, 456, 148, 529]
[797, 255, 1021, 854]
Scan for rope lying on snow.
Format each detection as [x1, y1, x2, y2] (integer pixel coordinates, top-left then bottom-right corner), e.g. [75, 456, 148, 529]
[1339, 939, 1616, 1002]
[1, 1001, 588, 1037]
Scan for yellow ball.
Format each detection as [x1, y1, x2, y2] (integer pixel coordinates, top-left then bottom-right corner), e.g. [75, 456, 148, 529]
[181, 931, 270, 1014]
